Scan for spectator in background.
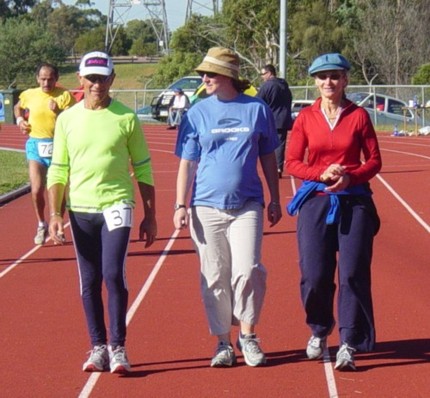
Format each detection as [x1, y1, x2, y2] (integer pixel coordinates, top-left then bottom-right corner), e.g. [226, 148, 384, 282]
[257, 64, 293, 178]
[47, 51, 157, 374]
[14, 62, 75, 245]
[167, 87, 189, 129]
[286, 53, 381, 371]
[174, 47, 282, 368]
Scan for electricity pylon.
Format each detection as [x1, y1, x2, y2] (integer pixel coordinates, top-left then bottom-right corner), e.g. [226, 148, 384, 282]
[185, 0, 220, 22]
[105, 0, 170, 54]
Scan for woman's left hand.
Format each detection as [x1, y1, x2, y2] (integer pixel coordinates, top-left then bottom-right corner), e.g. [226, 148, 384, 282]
[325, 173, 351, 192]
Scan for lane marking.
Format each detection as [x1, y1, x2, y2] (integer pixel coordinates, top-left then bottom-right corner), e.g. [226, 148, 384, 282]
[78, 228, 181, 398]
[380, 148, 430, 160]
[376, 174, 430, 233]
[0, 222, 70, 279]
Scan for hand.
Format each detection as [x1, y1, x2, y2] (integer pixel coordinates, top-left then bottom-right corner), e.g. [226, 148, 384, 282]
[49, 215, 66, 245]
[267, 202, 282, 227]
[139, 217, 157, 248]
[48, 99, 59, 113]
[325, 173, 351, 192]
[173, 207, 188, 230]
[18, 120, 31, 135]
[320, 163, 345, 183]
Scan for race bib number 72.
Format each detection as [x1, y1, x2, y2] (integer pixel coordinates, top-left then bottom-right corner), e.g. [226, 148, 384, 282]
[37, 141, 53, 158]
[103, 203, 134, 231]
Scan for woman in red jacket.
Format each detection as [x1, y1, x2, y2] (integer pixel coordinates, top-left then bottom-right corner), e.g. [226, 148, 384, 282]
[286, 53, 382, 371]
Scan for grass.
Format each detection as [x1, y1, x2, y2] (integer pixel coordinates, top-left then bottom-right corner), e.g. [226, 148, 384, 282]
[0, 150, 28, 196]
[57, 62, 159, 91]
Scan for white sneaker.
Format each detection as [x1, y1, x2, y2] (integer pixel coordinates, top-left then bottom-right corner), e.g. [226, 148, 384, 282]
[210, 341, 236, 367]
[334, 343, 357, 371]
[109, 345, 131, 374]
[82, 345, 109, 372]
[236, 333, 267, 367]
[34, 223, 48, 245]
[306, 335, 327, 359]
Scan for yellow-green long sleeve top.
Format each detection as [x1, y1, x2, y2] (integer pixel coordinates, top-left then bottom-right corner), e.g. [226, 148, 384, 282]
[47, 100, 154, 212]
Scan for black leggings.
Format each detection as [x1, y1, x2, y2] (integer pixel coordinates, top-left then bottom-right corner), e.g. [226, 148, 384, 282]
[69, 211, 131, 347]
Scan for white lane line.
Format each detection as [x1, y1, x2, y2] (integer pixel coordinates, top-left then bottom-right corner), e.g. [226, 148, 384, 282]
[0, 222, 70, 279]
[376, 173, 430, 233]
[380, 148, 430, 160]
[78, 228, 181, 398]
[323, 348, 339, 398]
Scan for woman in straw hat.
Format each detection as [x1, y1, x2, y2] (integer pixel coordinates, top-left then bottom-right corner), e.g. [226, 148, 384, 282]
[286, 53, 381, 371]
[173, 47, 282, 367]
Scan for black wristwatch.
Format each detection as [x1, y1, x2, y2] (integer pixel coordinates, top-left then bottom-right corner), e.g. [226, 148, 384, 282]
[174, 203, 186, 211]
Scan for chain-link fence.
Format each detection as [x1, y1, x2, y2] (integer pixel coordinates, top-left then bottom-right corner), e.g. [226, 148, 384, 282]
[108, 85, 430, 130]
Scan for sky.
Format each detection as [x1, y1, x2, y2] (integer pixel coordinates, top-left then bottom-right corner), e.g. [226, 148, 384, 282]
[62, 1, 218, 32]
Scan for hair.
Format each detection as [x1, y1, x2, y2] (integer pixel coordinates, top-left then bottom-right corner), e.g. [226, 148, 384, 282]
[232, 78, 251, 93]
[36, 62, 59, 80]
[263, 64, 276, 76]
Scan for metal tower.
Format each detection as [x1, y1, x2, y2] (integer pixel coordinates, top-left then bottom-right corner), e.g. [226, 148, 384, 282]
[142, 0, 170, 54]
[105, 0, 170, 54]
[185, 0, 220, 22]
[105, 1, 135, 53]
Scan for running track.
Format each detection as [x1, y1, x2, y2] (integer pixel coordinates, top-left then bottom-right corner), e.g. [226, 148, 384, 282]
[0, 124, 429, 398]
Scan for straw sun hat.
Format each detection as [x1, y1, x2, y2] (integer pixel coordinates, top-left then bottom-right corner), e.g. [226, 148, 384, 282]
[195, 47, 240, 80]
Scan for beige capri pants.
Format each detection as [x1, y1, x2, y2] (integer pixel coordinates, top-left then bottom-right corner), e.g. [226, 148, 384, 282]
[189, 201, 267, 336]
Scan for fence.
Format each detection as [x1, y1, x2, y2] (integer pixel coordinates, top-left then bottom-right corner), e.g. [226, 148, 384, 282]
[98, 85, 430, 129]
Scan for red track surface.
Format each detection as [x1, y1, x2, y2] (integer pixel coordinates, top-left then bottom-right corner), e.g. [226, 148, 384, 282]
[1, 124, 429, 397]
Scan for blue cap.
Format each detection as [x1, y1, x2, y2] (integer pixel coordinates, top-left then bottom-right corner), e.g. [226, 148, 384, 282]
[173, 87, 183, 93]
[308, 53, 351, 76]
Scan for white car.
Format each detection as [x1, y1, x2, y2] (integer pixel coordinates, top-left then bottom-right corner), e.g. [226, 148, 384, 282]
[347, 92, 418, 126]
[151, 76, 202, 120]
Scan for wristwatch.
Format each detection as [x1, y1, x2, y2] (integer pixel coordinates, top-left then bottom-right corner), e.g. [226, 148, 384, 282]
[174, 203, 186, 211]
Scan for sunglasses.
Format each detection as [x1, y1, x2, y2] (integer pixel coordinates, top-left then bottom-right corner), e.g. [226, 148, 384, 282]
[84, 74, 111, 83]
[315, 72, 343, 81]
[260, 71, 269, 75]
[197, 71, 218, 78]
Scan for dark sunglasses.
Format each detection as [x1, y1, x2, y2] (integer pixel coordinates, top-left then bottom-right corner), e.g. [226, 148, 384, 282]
[84, 74, 111, 83]
[315, 72, 343, 81]
[197, 71, 218, 78]
[260, 71, 269, 75]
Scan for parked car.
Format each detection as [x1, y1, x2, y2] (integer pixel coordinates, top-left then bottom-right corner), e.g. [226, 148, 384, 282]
[346, 92, 418, 126]
[136, 105, 153, 121]
[151, 76, 202, 120]
[290, 99, 314, 127]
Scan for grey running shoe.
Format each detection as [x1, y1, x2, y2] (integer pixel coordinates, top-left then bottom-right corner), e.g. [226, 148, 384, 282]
[82, 345, 109, 372]
[109, 345, 131, 374]
[236, 333, 267, 367]
[306, 335, 327, 359]
[34, 223, 48, 245]
[334, 343, 357, 371]
[210, 341, 237, 367]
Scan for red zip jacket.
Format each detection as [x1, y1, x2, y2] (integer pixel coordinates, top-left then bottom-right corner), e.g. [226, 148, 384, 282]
[286, 97, 382, 186]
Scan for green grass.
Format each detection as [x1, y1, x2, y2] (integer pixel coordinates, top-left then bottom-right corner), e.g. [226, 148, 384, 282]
[58, 62, 159, 90]
[0, 150, 28, 196]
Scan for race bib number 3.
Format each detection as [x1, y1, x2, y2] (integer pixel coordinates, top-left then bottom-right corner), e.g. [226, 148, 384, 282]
[103, 204, 134, 231]
[37, 141, 53, 158]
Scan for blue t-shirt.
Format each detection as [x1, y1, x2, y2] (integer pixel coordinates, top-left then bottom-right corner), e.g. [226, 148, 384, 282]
[175, 93, 279, 209]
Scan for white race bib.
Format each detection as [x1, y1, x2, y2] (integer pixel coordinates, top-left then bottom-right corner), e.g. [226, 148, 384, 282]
[103, 203, 134, 232]
[37, 141, 53, 158]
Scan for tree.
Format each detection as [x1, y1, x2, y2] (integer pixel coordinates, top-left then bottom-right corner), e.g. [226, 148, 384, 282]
[353, 0, 430, 85]
[0, 0, 35, 18]
[126, 19, 158, 56]
[222, 0, 280, 74]
[0, 18, 66, 88]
